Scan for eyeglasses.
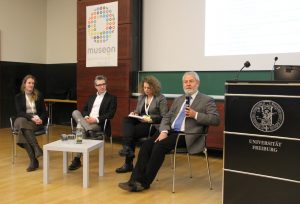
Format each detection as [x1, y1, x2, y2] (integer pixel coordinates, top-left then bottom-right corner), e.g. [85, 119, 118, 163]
[95, 83, 106, 87]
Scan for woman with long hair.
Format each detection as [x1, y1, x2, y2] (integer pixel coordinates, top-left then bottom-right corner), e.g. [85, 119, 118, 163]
[14, 74, 47, 171]
[116, 76, 168, 173]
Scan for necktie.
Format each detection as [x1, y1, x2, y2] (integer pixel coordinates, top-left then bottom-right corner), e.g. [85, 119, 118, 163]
[173, 107, 186, 131]
[173, 96, 191, 131]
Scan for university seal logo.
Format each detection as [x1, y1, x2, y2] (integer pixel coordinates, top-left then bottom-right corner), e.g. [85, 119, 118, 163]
[250, 100, 284, 132]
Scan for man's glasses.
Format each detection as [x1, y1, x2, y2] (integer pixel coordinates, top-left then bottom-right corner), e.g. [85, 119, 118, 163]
[95, 83, 106, 87]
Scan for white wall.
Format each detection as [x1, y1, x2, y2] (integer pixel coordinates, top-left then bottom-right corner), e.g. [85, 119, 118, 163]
[46, 0, 77, 64]
[143, 0, 203, 71]
[0, 0, 76, 64]
[143, 0, 300, 71]
[0, 0, 46, 63]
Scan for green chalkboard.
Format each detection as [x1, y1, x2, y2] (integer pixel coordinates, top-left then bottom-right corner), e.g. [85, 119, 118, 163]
[139, 70, 271, 95]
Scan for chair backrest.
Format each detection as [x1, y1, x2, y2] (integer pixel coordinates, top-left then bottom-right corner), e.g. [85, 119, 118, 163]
[102, 119, 111, 137]
[9, 116, 17, 134]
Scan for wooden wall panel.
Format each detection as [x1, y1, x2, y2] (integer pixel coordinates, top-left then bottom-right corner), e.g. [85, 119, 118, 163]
[206, 101, 224, 150]
[118, 24, 132, 59]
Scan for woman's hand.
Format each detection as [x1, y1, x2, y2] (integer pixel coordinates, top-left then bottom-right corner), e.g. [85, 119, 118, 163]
[129, 112, 139, 116]
[140, 115, 152, 123]
[32, 115, 42, 125]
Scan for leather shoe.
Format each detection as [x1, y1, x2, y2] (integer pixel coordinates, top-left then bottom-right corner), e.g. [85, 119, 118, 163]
[115, 163, 133, 173]
[118, 181, 146, 192]
[68, 157, 81, 171]
[118, 181, 132, 191]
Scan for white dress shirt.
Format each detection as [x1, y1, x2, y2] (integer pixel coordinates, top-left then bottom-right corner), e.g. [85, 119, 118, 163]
[88, 91, 106, 123]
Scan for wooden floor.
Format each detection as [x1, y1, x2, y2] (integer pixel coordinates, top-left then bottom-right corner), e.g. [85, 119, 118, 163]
[0, 125, 223, 204]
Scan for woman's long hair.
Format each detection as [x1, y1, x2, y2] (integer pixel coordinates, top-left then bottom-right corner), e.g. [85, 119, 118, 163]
[20, 74, 40, 101]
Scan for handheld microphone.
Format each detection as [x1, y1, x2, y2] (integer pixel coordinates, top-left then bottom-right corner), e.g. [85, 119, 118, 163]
[235, 61, 251, 80]
[185, 95, 190, 107]
[271, 57, 278, 80]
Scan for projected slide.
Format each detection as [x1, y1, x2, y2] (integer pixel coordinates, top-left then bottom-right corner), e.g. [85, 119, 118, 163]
[205, 0, 300, 56]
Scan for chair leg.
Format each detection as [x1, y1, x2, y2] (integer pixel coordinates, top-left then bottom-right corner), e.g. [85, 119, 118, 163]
[172, 151, 177, 193]
[12, 133, 17, 164]
[46, 128, 50, 143]
[110, 134, 113, 156]
[170, 153, 173, 169]
[187, 153, 192, 178]
[203, 147, 213, 190]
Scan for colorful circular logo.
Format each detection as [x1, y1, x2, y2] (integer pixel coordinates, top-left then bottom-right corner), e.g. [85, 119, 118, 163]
[87, 6, 116, 43]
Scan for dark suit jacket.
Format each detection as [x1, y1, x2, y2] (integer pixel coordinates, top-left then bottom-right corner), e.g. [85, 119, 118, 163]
[81, 92, 117, 130]
[159, 92, 220, 154]
[15, 92, 47, 125]
[135, 94, 168, 124]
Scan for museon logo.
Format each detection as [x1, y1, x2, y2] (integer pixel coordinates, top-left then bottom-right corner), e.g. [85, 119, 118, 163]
[87, 6, 116, 43]
[86, 2, 118, 67]
[250, 100, 284, 132]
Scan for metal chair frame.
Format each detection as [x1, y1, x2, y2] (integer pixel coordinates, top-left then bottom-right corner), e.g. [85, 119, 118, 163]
[171, 126, 212, 193]
[10, 116, 50, 164]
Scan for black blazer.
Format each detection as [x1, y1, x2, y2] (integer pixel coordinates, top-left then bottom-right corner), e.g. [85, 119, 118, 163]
[81, 92, 117, 127]
[15, 92, 47, 125]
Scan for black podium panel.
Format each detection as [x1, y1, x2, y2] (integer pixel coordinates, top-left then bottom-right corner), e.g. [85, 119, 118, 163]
[223, 81, 300, 204]
[223, 171, 300, 204]
[225, 96, 300, 138]
[224, 134, 300, 181]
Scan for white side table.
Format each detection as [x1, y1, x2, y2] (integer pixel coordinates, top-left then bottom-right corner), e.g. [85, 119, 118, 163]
[43, 139, 104, 188]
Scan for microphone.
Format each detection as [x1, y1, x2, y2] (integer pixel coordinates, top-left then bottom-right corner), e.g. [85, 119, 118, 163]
[271, 57, 278, 80]
[185, 95, 190, 107]
[235, 61, 251, 80]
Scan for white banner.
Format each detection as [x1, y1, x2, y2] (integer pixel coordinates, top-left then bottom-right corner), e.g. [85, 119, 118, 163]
[86, 2, 118, 67]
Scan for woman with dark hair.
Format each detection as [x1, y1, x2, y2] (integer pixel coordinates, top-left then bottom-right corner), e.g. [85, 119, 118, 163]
[116, 76, 168, 173]
[14, 74, 47, 172]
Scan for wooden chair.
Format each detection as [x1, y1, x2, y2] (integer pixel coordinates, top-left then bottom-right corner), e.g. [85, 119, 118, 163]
[9, 116, 50, 164]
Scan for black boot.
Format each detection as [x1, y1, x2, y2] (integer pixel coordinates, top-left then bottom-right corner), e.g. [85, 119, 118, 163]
[68, 157, 81, 171]
[23, 144, 39, 172]
[22, 129, 43, 158]
[116, 156, 134, 173]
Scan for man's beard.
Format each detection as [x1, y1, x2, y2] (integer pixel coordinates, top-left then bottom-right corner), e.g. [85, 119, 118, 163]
[183, 87, 198, 96]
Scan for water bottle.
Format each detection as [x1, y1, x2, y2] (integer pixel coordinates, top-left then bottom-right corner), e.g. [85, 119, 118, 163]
[75, 119, 83, 144]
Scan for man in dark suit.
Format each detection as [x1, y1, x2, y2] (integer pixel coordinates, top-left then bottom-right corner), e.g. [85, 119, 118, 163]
[118, 71, 220, 191]
[68, 75, 117, 170]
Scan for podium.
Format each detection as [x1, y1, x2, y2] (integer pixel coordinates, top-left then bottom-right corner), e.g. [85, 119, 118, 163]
[223, 81, 300, 204]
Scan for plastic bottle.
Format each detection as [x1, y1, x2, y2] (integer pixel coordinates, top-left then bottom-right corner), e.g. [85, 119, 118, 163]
[75, 119, 83, 144]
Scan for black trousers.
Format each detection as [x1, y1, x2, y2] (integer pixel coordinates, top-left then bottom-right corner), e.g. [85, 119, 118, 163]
[130, 131, 186, 188]
[122, 117, 155, 152]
